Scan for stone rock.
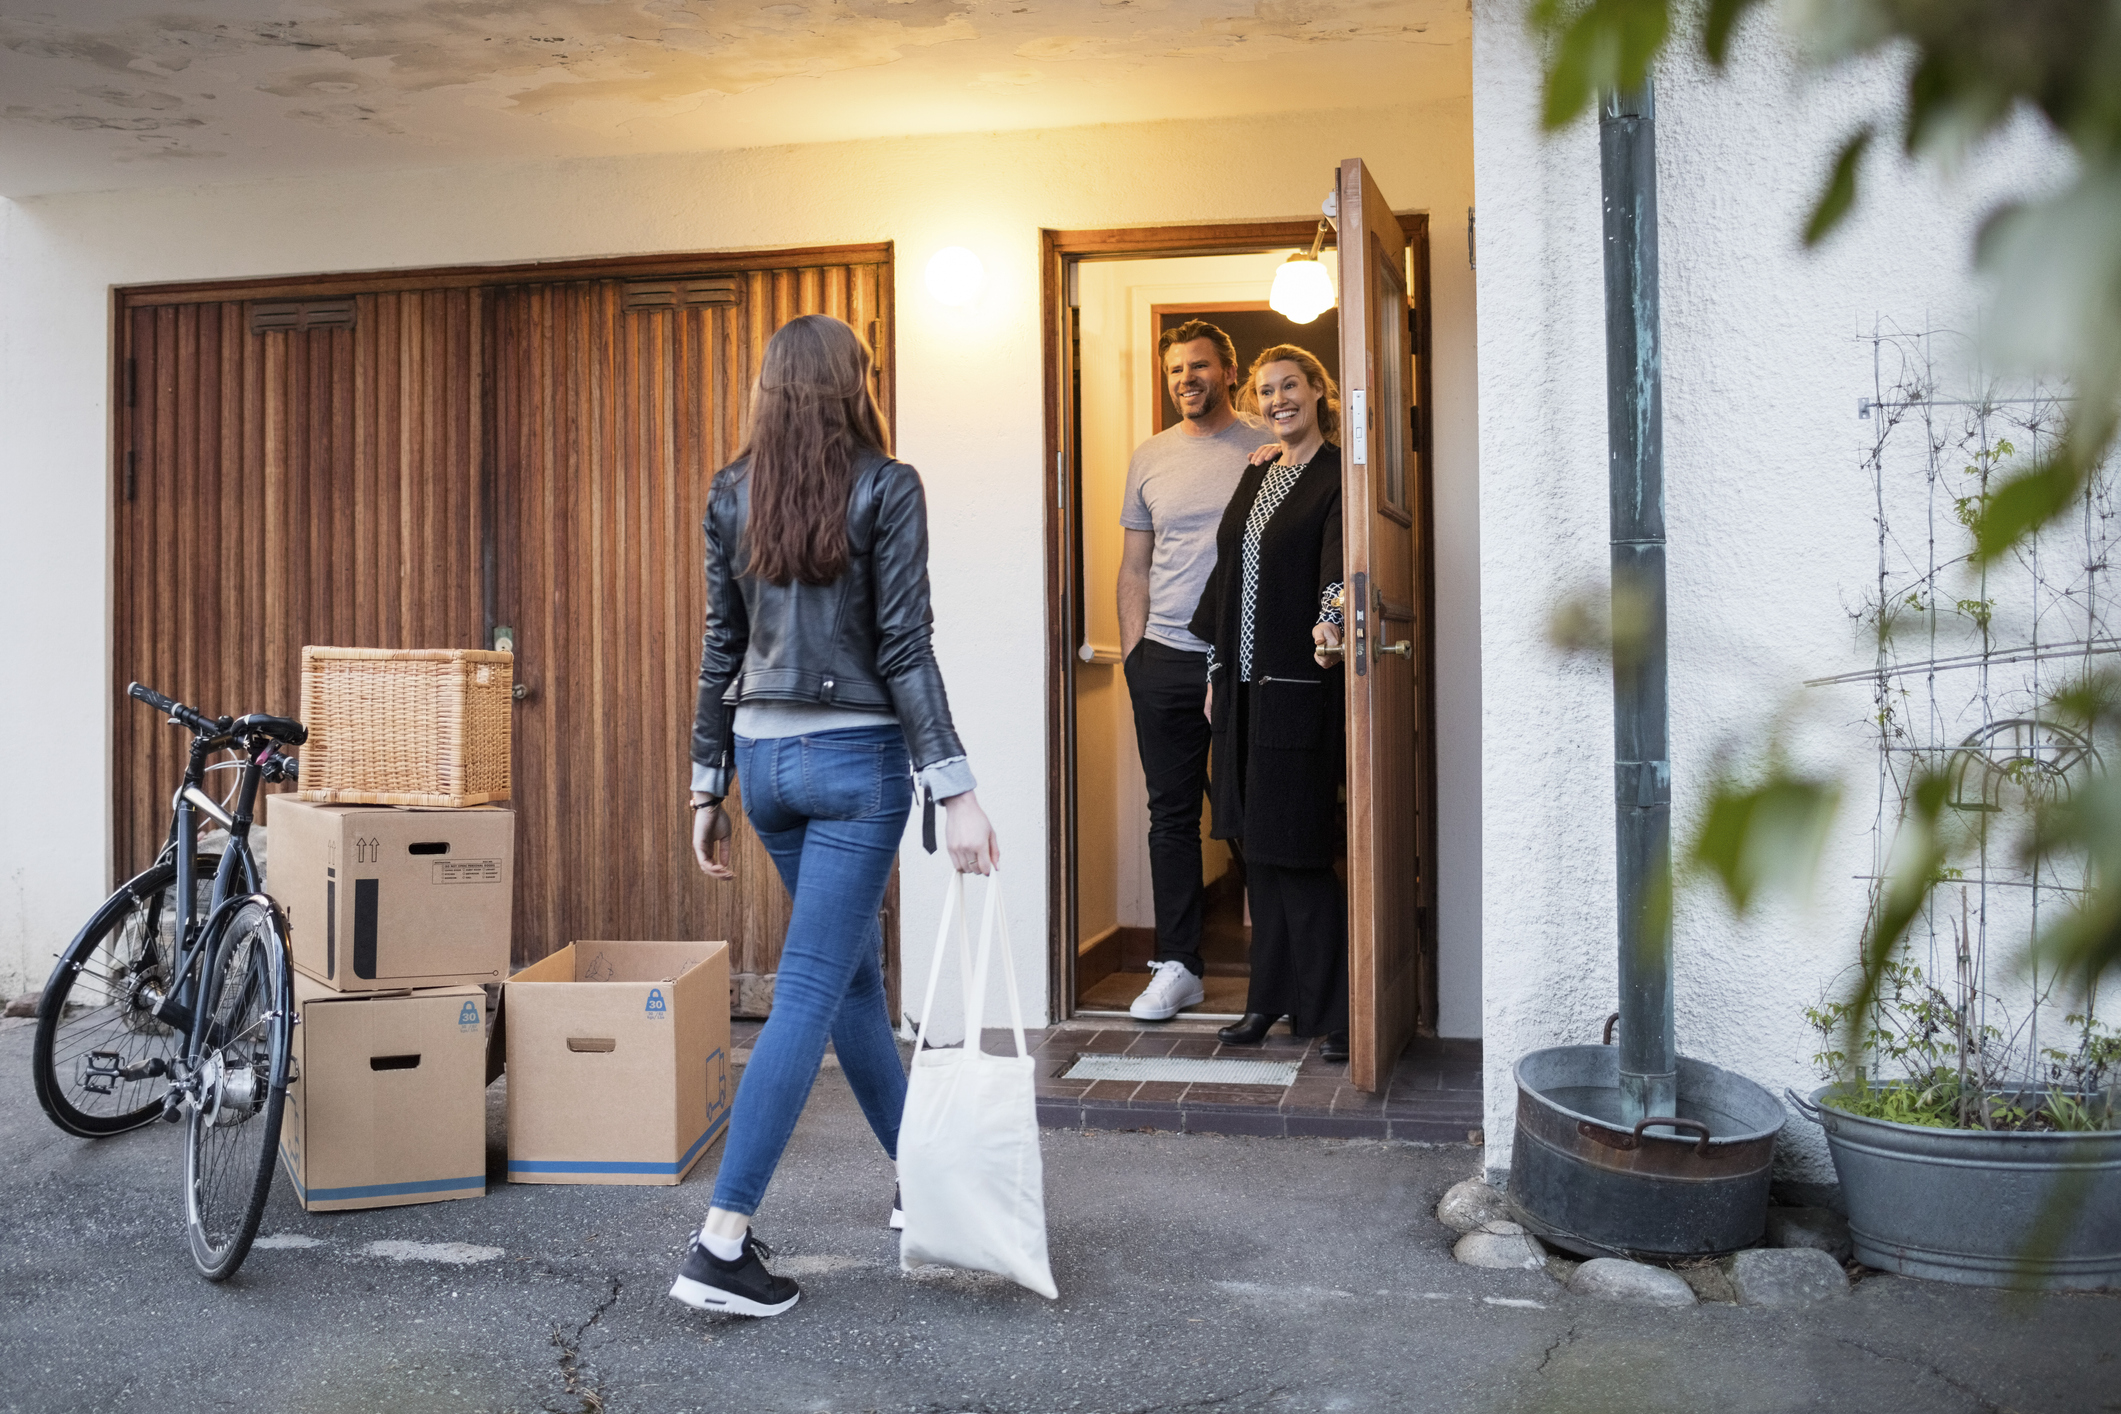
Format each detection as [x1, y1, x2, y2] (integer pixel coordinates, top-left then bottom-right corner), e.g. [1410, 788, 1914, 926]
[1436, 1178, 1512, 1234]
[3, 992, 38, 1019]
[1566, 1257, 1698, 1307]
[1453, 1228, 1546, 1270]
[1675, 1261, 1738, 1304]
[1765, 1206, 1854, 1263]
[1722, 1247, 1850, 1307]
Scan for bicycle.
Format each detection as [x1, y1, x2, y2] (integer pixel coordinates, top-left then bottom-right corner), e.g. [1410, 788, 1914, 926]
[32, 683, 306, 1281]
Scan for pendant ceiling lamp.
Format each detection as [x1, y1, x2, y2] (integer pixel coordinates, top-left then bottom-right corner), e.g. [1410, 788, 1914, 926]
[1268, 204, 1337, 324]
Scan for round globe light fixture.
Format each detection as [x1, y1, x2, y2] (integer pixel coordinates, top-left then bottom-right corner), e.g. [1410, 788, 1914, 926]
[1268, 252, 1336, 325]
[925, 246, 985, 307]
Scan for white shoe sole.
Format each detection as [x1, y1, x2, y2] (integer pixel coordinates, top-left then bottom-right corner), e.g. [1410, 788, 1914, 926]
[889, 1208, 905, 1231]
[668, 1274, 801, 1317]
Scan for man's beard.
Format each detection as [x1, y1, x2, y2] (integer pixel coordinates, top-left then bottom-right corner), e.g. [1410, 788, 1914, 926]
[1180, 382, 1227, 421]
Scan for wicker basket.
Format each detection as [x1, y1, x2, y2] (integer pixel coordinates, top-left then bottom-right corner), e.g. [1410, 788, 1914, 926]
[295, 647, 513, 807]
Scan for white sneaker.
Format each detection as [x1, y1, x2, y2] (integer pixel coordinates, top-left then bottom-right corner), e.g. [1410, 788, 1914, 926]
[1128, 959, 1205, 1021]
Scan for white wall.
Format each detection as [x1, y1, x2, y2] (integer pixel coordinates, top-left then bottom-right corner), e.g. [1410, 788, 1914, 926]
[0, 96, 1481, 1039]
[1470, 4, 2073, 1181]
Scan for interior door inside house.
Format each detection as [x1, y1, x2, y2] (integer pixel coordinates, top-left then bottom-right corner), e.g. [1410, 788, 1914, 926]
[113, 256, 899, 1015]
[1061, 168, 1433, 1091]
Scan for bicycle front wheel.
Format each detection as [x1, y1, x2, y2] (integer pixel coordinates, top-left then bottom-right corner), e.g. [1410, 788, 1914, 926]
[184, 896, 292, 1282]
[33, 857, 215, 1137]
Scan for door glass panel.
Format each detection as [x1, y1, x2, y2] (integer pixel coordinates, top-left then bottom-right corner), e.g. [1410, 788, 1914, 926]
[1373, 251, 1408, 515]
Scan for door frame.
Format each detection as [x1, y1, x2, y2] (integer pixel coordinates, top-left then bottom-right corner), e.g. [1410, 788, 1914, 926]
[1039, 215, 1437, 1034]
[110, 241, 904, 1000]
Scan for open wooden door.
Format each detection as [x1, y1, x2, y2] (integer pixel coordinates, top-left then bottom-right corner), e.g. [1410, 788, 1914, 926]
[1337, 159, 1428, 1091]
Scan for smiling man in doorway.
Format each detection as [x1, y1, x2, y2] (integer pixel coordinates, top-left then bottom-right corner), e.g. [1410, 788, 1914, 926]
[1117, 320, 1276, 1021]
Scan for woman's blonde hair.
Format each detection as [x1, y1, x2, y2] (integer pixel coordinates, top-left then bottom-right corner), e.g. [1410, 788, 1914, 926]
[740, 315, 893, 586]
[1243, 344, 1341, 442]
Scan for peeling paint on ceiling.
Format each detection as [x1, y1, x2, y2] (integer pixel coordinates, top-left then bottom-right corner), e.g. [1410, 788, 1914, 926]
[0, 0, 1469, 196]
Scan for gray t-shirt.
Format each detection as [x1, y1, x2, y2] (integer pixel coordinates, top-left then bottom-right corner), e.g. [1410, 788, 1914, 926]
[1121, 414, 1274, 654]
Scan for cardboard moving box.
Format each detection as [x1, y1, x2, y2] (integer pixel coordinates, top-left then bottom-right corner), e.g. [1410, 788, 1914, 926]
[280, 973, 488, 1211]
[269, 796, 512, 990]
[505, 941, 730, 1185]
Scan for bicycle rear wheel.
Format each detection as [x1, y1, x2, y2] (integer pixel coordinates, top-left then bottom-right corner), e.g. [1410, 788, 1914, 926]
[32, 857, 215, 1137]
[184, 896, 291, 1282]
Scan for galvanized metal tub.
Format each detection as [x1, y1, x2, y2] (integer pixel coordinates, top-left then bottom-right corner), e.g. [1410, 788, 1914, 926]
[1794, 1085, 2121, 1289]
[1508, 1045, 1784, 1261]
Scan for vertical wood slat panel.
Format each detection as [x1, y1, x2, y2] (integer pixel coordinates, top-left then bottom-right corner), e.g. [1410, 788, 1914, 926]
[114, 294, 484, 880]
[488, 265, 887, 990]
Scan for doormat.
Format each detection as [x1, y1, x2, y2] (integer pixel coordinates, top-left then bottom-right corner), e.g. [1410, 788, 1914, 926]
[1060, 1055, 1302, 1087]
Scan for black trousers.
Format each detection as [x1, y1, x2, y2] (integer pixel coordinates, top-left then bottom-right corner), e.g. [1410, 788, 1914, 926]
[1245, 861, 1348, 1038]
[1123, 639, 1213, 975]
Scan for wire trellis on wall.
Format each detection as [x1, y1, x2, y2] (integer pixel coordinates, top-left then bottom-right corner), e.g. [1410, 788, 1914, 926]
[1809, 320, 2115, 1096]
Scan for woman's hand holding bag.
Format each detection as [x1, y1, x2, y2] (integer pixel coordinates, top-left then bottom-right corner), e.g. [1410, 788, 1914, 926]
[896, 867, 1058, 1299]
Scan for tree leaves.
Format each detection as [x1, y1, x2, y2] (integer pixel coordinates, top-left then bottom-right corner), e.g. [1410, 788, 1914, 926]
[1805, 127, 1872, 246]
[1689, 769, 1842, 915]
[1530, 0, 1671, 130]
[1972, 450, 2089, 563]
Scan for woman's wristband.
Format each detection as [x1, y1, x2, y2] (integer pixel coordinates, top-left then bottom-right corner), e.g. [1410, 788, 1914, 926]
[690, 796, 722, 811]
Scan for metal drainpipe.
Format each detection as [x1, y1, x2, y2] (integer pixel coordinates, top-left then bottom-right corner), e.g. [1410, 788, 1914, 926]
[1602, 82, 1676, 1126]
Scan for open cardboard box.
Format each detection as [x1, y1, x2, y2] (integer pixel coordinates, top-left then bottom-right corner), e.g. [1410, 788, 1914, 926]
[504, 940, 730, 1185]
[279, 973, 489, 1211]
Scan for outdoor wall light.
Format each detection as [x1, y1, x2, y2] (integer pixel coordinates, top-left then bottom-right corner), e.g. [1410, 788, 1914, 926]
[925, 246, 985, 306]
[1268, 216, 1336, 325]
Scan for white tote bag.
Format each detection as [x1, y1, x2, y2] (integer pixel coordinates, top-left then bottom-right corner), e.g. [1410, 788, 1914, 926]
[897, 869, 1058, 1299]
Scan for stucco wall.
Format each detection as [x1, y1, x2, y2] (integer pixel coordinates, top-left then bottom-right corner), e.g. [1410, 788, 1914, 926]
[0, 96, 1483, 1039]
[1470, 4, 2073, 1181]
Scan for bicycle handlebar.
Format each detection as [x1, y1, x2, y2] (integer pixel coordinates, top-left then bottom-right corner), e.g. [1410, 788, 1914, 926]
[128, 682, 223, 737]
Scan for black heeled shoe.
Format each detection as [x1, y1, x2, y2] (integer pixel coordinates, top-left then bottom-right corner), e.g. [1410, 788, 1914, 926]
[1218, 1013, 1278, 1045]
[1319, 1032, 1350, 1063]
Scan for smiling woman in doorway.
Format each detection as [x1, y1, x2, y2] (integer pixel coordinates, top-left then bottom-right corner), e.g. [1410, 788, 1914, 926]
[674, 314, 1000, 1319]
[1188, 344, 1349, 1062]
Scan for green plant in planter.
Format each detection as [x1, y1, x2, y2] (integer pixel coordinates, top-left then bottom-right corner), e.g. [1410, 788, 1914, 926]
[1806, 960, 2118, 1132]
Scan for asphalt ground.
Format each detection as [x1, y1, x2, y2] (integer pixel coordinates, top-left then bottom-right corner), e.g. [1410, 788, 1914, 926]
[1, 1015, 2115, 1414]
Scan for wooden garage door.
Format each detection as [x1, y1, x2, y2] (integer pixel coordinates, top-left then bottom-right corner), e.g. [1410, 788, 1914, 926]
[489, 264, 894, 996]
[114, 291, 487, 879]
[115, 251, 897, 1010]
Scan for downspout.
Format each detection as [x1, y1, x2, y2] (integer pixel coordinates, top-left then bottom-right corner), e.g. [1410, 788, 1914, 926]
[1601, 83, 1676, 1126]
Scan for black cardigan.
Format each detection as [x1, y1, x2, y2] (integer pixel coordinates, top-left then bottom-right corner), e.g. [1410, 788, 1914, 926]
[1186, 444, 1344, 685]
[1186, 443, 1345, 868]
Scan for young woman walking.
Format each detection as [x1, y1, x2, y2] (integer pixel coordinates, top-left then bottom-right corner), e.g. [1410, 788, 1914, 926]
[1189, 343, 1349, 1060]
[671, 314, 999, 1318]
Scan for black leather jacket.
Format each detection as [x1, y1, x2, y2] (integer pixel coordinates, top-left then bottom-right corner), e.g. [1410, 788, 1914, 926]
[691, 447, 967, 797]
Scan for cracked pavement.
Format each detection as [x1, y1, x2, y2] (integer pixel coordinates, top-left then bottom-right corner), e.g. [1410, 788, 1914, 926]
[0, 1016, 2114, 1413]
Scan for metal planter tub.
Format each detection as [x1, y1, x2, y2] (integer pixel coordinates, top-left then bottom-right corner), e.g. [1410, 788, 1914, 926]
[1508, 1045, 1785, 1261]
[1793, 1086, 2121, 1289]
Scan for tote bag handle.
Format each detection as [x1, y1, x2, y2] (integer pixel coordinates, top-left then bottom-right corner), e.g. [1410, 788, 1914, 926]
[911, 869, 1028, 1061]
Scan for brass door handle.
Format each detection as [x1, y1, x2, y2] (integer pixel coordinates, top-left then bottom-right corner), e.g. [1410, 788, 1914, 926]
[1378, 640, 1412, 659]
[1314, 643, 1345, 657]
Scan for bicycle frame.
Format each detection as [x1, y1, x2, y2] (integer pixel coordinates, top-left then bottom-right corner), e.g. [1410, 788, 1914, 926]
[145, 733, 268, 1045]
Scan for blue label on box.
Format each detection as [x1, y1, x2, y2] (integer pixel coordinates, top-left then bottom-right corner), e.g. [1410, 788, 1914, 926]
[645, 987, 667, 1018]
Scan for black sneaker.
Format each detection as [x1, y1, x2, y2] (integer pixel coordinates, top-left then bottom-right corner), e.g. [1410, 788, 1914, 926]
[668, 1231, 801, 1317]
[889, 1185, 905, 1232]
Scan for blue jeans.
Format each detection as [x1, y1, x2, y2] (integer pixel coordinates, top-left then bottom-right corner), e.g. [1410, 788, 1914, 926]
[710, 725, 913, 1216]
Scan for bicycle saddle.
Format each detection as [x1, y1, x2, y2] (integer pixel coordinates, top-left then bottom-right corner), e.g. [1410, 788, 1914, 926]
[234, 713, 308, 747]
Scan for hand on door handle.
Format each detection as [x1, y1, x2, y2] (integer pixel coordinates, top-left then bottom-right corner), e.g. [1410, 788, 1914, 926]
[1312, 622, 1343, 666]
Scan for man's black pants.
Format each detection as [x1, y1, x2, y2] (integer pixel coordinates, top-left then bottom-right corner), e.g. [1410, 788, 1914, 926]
[1123, 639, 1213, 977]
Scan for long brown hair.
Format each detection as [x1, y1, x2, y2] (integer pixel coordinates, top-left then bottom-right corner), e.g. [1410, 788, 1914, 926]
[1242, 343, 1342, 441]
[740, 315, 892, 586]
